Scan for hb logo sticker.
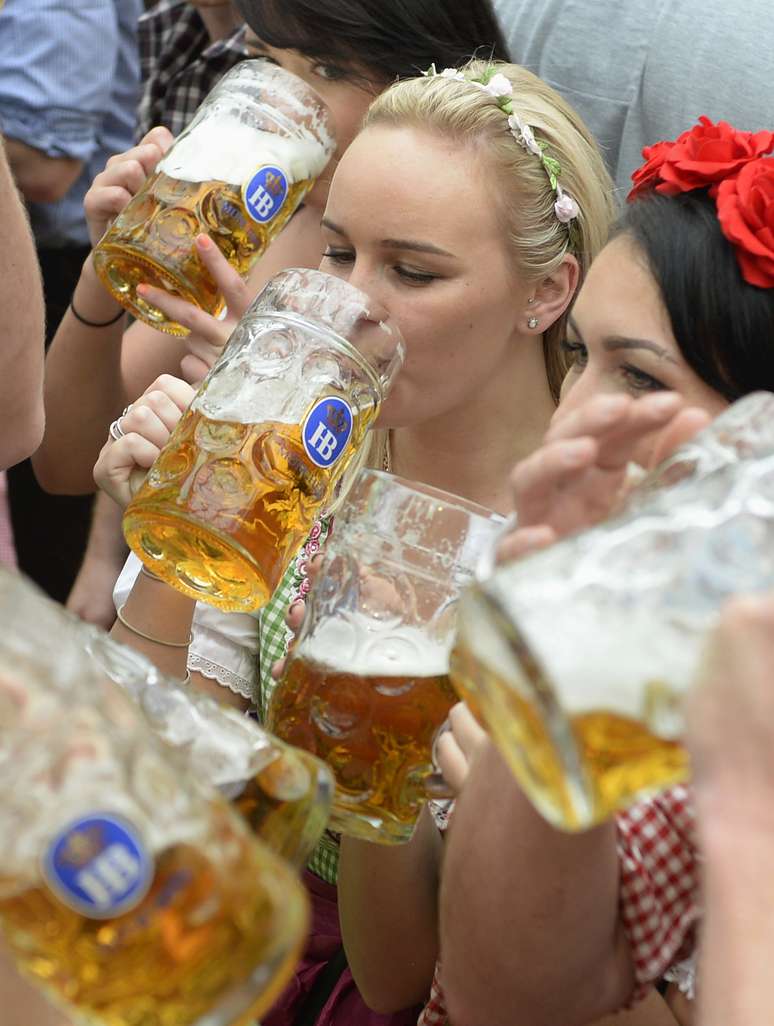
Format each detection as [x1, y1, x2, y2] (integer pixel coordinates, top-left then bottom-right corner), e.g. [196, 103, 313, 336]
[303, 397, 354, 469]
[42, 813, 154, 919]
[243, 165, 289, 224]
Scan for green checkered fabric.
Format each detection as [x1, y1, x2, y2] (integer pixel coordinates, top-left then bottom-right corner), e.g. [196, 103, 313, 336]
[254, 564, 295, 723]
[255, 518, 340, 884]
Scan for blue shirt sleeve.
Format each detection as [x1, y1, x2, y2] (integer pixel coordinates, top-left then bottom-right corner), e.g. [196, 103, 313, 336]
[0, 0, 121, 163]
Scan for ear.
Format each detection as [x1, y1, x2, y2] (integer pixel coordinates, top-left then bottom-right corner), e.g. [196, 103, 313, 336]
[524, 254, 580, 334]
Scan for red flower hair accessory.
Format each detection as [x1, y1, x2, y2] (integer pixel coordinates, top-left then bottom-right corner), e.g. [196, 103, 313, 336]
[716, 157, 774, 288]
[629, 117, 774, 200]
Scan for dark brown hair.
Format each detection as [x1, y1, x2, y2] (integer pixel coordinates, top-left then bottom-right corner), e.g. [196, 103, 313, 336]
[234, 0, 509, 85]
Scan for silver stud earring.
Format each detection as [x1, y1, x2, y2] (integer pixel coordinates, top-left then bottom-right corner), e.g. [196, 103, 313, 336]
[527, 296, 535, 305]
[528, 316, 539, 329]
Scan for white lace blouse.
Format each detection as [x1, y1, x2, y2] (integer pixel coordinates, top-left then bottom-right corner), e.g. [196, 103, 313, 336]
[113, 553, 259, 699]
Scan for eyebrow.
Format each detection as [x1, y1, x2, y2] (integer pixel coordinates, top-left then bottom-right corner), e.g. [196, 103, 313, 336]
[321, 219, 456, 258]
[568, 315, 679, 363]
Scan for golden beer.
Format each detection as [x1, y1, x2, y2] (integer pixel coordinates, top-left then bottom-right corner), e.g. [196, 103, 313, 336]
[265, 472, 503, 843]
[0, 568, 315, 1026]
[449, 395, 774, 831]
[268, 618, 457, 844]
[450, 629, 688, 832]
[232, 743, 334, 869]
[0, 806, 309, 1026]
[123, 269, 404, 613]
[94, 170, 313, 335]
[92, 62, 334, 334]
[83, 627, 335, 870]
[124, 402, 375, 612]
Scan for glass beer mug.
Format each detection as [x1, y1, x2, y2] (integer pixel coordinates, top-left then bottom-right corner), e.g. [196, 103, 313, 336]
[86, 627, 334, 870]
[266, 470, 504, 844]
[123, 268, 404, 612]
[93, 61, 335, 334]
[451, 392, 774, 832]
[0, 570, 309, 1026]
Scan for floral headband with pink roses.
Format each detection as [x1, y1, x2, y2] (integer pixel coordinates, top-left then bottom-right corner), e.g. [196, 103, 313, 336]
[423, 63, 581, 230]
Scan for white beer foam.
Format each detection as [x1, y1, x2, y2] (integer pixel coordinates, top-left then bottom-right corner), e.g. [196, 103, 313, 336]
[158, 115, 330, 186]
[532, 607, 693, 724]
[195, 367, 305, 425]
[297, 611, 451, 678]
[464, 601, 690, 728]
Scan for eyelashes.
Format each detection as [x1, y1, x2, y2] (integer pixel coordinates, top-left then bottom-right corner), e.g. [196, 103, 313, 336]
[322, 248, 354, 266]
[560, 338, 588, 369]
[560, 338, 668, 394]
[322, 250, 439, 286]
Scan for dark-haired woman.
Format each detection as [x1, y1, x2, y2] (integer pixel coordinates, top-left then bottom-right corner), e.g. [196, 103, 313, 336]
[439, 119, 774, 1026]
[37, 0, 508, 492]
[235, 0, 507, 84]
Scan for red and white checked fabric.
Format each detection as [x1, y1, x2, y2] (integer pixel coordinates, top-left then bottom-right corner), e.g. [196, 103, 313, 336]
[418, 970, 448, 1026]
[416, 802, 454, 1025]
[616, 785, 701, 993]
[415, 786, 701, 1024]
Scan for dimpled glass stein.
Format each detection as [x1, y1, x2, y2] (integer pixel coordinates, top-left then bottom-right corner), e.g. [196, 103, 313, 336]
[123, 268, 404, 612]
[267, 470, 504, 844]
[0, 567, 310, 1026]
[0, 566, 334, 870]
[93, 61, 335, 334]
[85, 627, 334, 870]
[451, 392, 774, 831]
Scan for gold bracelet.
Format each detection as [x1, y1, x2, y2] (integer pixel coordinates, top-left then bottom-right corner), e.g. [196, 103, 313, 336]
[140, 565, 166, 582]
[115, 604, 193, 647]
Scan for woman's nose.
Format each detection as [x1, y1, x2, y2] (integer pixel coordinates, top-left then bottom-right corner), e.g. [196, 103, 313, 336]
[556, 366, 607, 419]
[346, 260, 380, 299]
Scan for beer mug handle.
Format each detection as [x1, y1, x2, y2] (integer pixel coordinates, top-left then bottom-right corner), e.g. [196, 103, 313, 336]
[423, 772, 455, 799]
[475, 512, 517, 580]
[424, 718, 455, 800]
[129, 466, 148, 498]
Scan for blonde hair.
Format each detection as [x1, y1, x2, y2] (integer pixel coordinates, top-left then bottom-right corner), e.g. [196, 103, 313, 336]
[363, 60, 617, 402]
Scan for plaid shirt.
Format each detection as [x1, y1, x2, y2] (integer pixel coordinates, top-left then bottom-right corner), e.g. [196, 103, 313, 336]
[256, 517, 341, 884]
[417, 785, 701, 1026]
[137, 0, 249, 140]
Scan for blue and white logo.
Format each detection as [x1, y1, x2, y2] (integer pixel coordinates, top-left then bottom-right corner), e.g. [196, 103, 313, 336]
[243, 165, 289, 224]
[302, 397, 354, 469]
[42, 813, 154, 919]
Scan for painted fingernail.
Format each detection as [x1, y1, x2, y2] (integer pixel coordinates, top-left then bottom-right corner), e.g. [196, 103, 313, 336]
[195, 234, 213, 250]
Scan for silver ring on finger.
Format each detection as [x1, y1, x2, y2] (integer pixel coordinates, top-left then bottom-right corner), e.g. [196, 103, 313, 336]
[121, 403, 133, 417]
[108, 417, 126, 442]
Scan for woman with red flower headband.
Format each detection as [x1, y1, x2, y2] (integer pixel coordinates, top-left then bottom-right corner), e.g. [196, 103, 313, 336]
[630, 116, 774, 290]
[438, 117, 774, 1026]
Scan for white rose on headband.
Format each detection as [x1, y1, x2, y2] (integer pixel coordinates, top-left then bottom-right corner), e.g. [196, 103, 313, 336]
[507, 114, 542, 157]
[483, 73, 513, 98]
[439, 68, 465, 81]
[554, 190, 580, 223]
